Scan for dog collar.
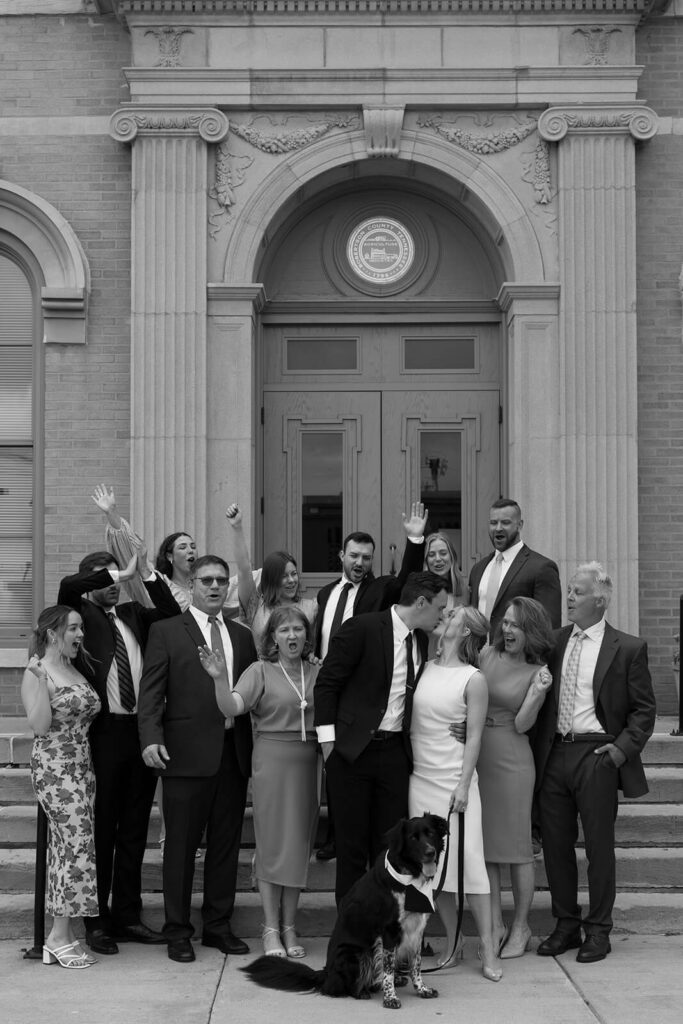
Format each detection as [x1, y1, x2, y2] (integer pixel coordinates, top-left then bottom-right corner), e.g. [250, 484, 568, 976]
[384, 853, 436, 913]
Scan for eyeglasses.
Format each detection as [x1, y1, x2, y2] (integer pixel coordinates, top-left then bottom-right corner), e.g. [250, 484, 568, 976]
[195, 575, 229, 587]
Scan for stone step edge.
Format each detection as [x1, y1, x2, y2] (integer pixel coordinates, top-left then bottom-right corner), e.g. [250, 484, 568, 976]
[2, 889, 682, 943]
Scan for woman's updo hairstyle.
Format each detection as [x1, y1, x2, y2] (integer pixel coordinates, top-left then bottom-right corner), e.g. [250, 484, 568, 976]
[29, 605, 75, 659]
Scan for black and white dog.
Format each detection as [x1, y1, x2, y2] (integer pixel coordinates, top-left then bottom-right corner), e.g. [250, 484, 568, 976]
[242, 813, 449, 1010]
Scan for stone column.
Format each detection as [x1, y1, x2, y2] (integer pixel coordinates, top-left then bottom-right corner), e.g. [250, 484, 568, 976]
[538, 104, 657, 632]
[109, 107, 229, 552]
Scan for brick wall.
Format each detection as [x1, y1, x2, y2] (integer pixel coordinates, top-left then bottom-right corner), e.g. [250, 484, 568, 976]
[636, 18, 683, 715]
[0, 15, 133, 713]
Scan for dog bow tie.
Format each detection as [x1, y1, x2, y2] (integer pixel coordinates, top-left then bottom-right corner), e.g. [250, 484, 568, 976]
[384, 854, 436, 913]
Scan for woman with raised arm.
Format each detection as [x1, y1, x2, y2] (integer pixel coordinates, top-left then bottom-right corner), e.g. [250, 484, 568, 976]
[409, 604, 502, 982]
[22, 606, 101, 969]
[225, 503, 317, 652]
[198, 605, 319, 958]
[423, 531, 468, 656]
[477, 596, 553, 959]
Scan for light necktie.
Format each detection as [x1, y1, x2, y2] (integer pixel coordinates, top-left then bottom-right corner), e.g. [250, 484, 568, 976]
[107, 611, 136, 712]
[208, 615, 233, 729]
[557, 631, 588, 736]
[484, 552, 504, 617]
[329, 582, 353, 644]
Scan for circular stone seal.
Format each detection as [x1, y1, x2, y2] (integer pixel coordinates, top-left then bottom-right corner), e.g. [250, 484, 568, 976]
[346, 218, 415, 285]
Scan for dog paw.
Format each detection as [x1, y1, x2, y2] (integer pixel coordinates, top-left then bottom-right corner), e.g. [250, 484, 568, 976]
[418, 986, 439, 999]
[383, 995, 402, 1009]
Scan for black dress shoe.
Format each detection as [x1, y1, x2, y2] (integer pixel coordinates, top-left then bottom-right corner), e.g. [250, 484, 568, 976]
[537, 927, 582, 957]
[202, 928, 249, 955]
[576, 934, 611, 964]
[114, 921, 166, 944]
[167, 938, 195, 963]
[85, 928, 119, 955]
[315, 841, 336, 861]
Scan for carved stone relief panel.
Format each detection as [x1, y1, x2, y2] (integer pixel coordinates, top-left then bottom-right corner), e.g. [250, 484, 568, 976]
[559, 24, 634, 66]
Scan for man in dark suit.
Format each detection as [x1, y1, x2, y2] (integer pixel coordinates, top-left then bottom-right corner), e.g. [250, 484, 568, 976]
[469, 498, 562, 637]
[313, 502, 428, 860]
[58, 547, 181, 954]
[314, 571, 449, 904]
[533, 562, 656, 963]
[138, 555, 258, 963]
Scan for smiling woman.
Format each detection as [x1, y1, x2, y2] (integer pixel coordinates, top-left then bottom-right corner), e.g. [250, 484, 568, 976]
[21, 605, 101, 969]
[199, 604, 319, 958]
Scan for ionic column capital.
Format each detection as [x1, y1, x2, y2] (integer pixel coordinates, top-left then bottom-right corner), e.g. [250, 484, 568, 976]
[538, 104, 657, 143]
[109, 106, 229, 145]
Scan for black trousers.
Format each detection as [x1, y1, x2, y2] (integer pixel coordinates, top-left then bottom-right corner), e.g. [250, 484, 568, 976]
[87, 716, 157, 929]
[161, 731, 248, 940]
[538, 739, 619, 937]
[325, 735, 410, 905]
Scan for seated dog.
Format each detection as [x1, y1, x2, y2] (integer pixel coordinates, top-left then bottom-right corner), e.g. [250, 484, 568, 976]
[242, 812, 448, 1009]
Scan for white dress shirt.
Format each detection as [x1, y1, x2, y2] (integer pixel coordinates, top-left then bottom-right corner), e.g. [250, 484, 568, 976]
[320, 575, 361, 660]
[561, 618, 606, 734]
[105, 608, 143, 715]
[477, 539, 525, 615]
[190, 605, 235, 728]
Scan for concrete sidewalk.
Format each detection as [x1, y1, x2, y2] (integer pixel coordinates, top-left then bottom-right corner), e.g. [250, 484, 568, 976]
[3, 934, 681, 1024]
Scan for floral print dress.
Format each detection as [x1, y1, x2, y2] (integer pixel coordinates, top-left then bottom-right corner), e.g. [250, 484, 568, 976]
[30, 675, 101, 916]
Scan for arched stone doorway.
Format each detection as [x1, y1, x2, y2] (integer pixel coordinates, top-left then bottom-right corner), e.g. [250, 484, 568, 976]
[255, 167, 508, 591]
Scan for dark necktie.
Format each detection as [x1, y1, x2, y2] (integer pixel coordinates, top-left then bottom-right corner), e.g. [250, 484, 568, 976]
[329, 582, 353, 644]
[403, 632, 416, 734]
[107, 611, 136, 712]
[209, 615, 233, 727]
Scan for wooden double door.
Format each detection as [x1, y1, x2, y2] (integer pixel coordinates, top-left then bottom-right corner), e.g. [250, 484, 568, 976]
[262, 380, 500, 595]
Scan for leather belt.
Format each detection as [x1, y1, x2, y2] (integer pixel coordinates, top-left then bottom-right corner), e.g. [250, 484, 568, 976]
[370, 730, 402, 742]
[554, 732, 614, 744]
[109, 712, 137, 722]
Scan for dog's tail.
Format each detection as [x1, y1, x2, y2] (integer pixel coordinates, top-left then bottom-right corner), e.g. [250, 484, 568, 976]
[241, 956, 326, 993]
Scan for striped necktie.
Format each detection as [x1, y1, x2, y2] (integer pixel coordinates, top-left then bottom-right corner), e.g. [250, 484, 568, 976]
[557, 631, 588, 736]
[107, 611, 136, 712]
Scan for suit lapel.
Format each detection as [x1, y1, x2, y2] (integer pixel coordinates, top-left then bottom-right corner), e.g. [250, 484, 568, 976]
[551, 627, 573, 708]
[182, 610, 206, 651]
[116, 603, 144, 648]
[593, 623, 619, 703]
[381, 611, 394, 684]
[492, 546, 529, 613]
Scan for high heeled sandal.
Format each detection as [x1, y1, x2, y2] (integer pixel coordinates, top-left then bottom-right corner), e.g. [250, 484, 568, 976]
[262, 926, 286, 958]
[70, 942, 97, 965]
[281, 925, 306, 958]
[499, 927, 532, 959]
[42, 942, 92, 969]
[482, 962, 503, 982]
[436, 931, 465, 968]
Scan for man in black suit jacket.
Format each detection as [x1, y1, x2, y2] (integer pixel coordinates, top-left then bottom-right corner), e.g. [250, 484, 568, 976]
[314, 572, 449, 904]
[138, 555, 258, 963]
[58, 547, 181, 954]
[313, 503, 428, 860]
[532, 562, 656, 964]
[469, 498, 561, 637]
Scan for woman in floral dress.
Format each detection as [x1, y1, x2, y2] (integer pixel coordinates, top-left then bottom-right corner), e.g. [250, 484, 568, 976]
[21, 605, 101, 969]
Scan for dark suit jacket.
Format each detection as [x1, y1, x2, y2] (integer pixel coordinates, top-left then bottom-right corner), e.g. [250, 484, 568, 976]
[313, 608, 429, 768]
[532, 622, 656, 798]
[137, 610, 258, 779]
[314, 538, 426, 657]
[469, 544, 562, 636]
[57, 568, 181, 726]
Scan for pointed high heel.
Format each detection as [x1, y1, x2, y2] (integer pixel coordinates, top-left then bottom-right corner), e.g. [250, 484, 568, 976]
[281, 925, 306, 958]
[482, 962, 503, 982]
[261, 926, 286, 958]
[500, 926, 532, 959]
[42, 943, 92, 969]
[436, 931, 465, 968]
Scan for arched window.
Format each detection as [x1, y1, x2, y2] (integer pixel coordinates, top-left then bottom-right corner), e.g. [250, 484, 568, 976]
[0, 245, 42, 642]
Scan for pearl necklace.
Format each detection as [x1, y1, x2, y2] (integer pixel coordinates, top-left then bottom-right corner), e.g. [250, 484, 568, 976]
[278, 659, 308, 741]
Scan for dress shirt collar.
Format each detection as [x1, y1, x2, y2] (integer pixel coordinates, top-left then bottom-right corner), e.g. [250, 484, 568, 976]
[498, 539, 524, 564]
[569, 617, 606, 643]
[390, 605, 411, 641]
[340, 573, 361, 590]
[189, 604, 222, 630]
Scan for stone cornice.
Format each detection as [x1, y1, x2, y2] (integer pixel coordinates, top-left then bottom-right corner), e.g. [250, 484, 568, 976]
[109, 106, 229, 143]
[103, 0, 668, 18]
[538, 103, 658, 141]
[497, 282, 561, 314]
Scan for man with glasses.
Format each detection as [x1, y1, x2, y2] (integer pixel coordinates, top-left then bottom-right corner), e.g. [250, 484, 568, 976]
[138, 555, 258, 963]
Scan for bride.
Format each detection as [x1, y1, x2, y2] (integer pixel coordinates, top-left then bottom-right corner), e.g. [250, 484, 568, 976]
[408, 604, 502, 982]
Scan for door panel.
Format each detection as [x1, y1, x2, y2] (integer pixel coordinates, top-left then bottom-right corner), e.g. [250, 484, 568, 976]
[263, 391, 381, 595]
[381, 391, 500, 578]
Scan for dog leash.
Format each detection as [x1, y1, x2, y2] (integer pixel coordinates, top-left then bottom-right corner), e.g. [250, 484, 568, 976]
[421, 808, 465, 974]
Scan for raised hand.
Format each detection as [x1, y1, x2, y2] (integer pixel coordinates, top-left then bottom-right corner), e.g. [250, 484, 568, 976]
[225, 504, 243, 529]
[532, 666, 552, 693]
[26, 655, 48, 684]
[401, 500, 428, 539]
[118, 553, 139, 582]
[91, 483, 116, 514]
[198, 644, 225, 679]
